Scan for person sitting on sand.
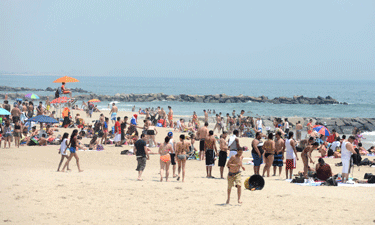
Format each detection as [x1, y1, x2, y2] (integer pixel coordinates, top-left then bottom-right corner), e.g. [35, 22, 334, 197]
[61, 82, 72, 99]
[358, 143, 368, 155]
[318, 142, 328, 157]
[39, 134, 48, 146]
[368, 146, 375, 154]
[226, 148, 245, 204]
[89, 135, 99, 150]
[301, 142, 319, 179]
[315, 158, 332, 181]
[158, 136, 172, 182]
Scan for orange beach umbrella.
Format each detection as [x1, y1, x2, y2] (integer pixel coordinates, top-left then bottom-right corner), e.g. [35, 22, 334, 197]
[53, 76, 79, 83]
[88, 99, 101, 103]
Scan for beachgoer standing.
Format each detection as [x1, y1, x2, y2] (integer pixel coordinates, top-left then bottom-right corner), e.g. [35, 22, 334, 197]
[61, 129, 83, 172]
[256, 117, 264, 133]
[262, 133, 275, 177]
[204, 130, 218, 178]
[36, 101, 44, 116]
[196, 122, 209, 161]
[251, 132, 263, 175]
[114, 117, 122, 146]
[167, 132, 177, 178]
[272, 132, 285, 176]
[176, 134, 189, 182]
[168, 106, 173, 128]
[134, 134, 149, 181]
[296, 121, 302, 141]
[158, 136, 172, 182]
[228, 130, 241, 158]
[213, 114, 222, 134]
[307, 119, 313, 135]
[285, 131, 299, 179]
[219, 131, 229, 179]
[284, 118, 289, 137]
[101, 117, 109, 145]
[13, 120, 22, 148]
[341, 136, 357, 183]
[226, 148, 245, 204]
[57, 133, 70, 172]
[11, 103, 21, 123]
[121, 116, 128, 144]
[204, 110, 208, 124]
[110, 103, 118, 124]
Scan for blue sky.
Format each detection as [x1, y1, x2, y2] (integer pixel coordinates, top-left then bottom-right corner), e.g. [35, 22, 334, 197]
[0, 0, 374, 79]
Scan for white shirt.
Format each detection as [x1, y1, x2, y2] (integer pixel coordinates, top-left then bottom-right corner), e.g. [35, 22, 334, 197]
[341, 141, 352, 159]
[285, 138, 296, 159]
[60, 139, 68, 155]
[331, 141, 340, 151]
[169, 139, 175, 153]
[257, 120, 262, 129]
[285, 122, 289, 129]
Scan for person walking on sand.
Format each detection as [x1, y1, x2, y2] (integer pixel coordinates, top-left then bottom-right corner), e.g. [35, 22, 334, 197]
[134, 134, 149, 181]
[61, 129, 83, 172]
[57, 133, 70, 172]
[176, 134, 189, 182]
[168, 106, 173, 128]
[272, 132, 285, 176]
[301, 142, 319, 179]
[219, 131, 229, 179]
[196, 122, 209, 161]
[251, 132, 263, 175]
[167, 132, 177, 178]
[285, 131, 299, 179]
[204, 130, 218, 178]
[226, 148, 245, 204]
[262, 133, 275, 177]
[110, 103, 118, 124]
[158, 136, 172, 182]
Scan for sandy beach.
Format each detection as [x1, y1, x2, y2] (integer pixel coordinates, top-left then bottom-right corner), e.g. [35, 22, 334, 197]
[0, 109, 374, 225]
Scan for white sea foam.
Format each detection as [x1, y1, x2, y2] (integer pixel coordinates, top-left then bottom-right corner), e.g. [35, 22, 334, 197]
[362, 131, 375, 136]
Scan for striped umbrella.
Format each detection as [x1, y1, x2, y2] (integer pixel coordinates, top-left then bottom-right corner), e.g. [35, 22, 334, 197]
[312, 125, 330, 136]
[53, 76, 79, 83]
[25, 93, 40, 99]
[88, 99, 101, 103]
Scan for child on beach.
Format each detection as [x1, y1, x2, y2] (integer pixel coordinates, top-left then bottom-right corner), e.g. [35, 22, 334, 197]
[226, 148, 245, 204]
[57, 133, 70, 172]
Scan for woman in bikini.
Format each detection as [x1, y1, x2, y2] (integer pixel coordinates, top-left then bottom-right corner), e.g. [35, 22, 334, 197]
[158, 136, 172, 182]
[101, 117, 109, 145]
[176, 134, 189, 182]
[301, 142, 319, 178]
[262, 133, 275, 177]
[61, 129, 83, 172]
[13, 120, 22, 148]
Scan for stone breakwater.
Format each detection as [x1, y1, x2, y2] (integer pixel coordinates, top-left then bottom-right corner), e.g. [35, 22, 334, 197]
[0, 86, 90, 93]
[0, 92, 348, 105]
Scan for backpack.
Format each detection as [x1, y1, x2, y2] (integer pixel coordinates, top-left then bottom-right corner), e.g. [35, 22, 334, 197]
[368, 176, 375, 184]
[322, 177, 338, 186]
[55, 87, 61, 98]
[352, 148, 362, 166]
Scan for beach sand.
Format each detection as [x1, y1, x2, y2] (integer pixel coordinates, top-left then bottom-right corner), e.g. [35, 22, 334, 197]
[0, 109, 374, 224]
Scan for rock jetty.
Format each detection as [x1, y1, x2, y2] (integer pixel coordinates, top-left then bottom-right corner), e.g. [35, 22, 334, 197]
[0, 92, 347, 105]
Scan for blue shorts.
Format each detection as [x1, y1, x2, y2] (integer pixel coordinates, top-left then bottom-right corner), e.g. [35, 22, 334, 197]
[69, 147, 76, 153]
[252, 152, 263, 166]
[111, 113, 117, 120]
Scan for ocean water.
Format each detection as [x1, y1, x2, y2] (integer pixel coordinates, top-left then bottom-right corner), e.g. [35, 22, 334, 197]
[1, 75, 375, 118]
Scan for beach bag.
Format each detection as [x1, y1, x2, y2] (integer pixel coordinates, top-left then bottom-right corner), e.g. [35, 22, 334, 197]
[96, 144, 104, 150]
[364, 173, 373, 179]
[359, 158, 370, 166]
[351, 151, 362, 166]
[291, 177, 304, 183]
[368, 175, 375, 184]
[323, 177, 337, 186]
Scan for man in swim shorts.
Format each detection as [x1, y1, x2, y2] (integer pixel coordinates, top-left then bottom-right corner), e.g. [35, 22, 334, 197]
[219, 131, 228, 179]
[296, 121, 303, 141]
[110, 103, 118, 124]
[272, 131, 285, 176]
[196, 122, 209, 161]
[134, 134, 149, 181]
[167, 132, 177, 178]
[226, 148, 245, 204]
[204, 130, 218, 178]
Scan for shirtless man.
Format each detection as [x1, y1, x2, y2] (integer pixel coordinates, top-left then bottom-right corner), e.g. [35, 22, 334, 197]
[307, 119, 313, 135]
[219, 132, 229, 179]
[157, 107, 161, 120]
[36, 102, 44, 116]
[196, 122, 209, 161]
[99, 113, 105, 125]
[226, 148, 245, 204]
[204, 130, 218, 178]
[239, 110, 245, 126]
[296, 121, 303, 141]
[272, 132, 285, 176]
[110, 103, 118, 124]
[11, 104, 21, 123]
[168, 106, 173, 128]
[160, 108, 166, 120]
[22, 102, 27, 113]
[232, 110, 236, 117]
[45, 97, 51, 112]
[204, 110, 208, 124]
[213, 114, 222, 133]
